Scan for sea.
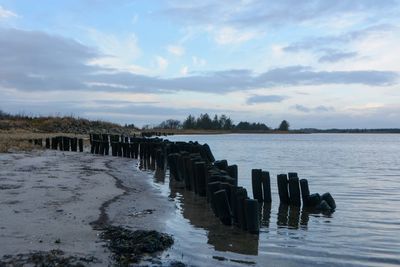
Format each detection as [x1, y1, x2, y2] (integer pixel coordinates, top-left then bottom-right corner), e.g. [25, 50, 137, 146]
[148, 134, 400, 267]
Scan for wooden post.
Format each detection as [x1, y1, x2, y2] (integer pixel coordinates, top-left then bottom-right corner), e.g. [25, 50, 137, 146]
[261, 171, 272, 203]
[277, 174, 290, 205]
[251, 169, 263, 202]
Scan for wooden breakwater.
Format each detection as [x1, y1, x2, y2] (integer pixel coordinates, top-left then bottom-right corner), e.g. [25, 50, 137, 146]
[163, 143, 336, 234]
[29, 136, 84, 152]
[30, 134, 336, 234]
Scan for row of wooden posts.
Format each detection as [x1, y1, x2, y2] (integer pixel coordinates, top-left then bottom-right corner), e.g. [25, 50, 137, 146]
[166, 151, 336, 234]
[88, 134, 336, 234]
[29, 137, 83, 152]
[34, 134, 335, 234]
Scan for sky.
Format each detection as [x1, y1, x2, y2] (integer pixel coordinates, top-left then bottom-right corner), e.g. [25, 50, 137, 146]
[0, 0, 400, 129]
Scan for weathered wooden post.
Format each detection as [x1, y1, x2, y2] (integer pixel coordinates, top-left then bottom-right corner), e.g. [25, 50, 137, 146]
[227, 164, 238, 186]
[252, 169, 263, 202]
[245, 199, 260, 234]
[235, 187, 248, 230]
[78, 139, 83, 152]
[321, 192, 336, 210]
[277, 174, 290, 205]
[214, 160, 228, 171]
[288, 174, 301, 207]
[261, 171, 272, 203]
[214, 189, 232, 225]
[63, 137, 70, 151]
[300, 179, 310, 205]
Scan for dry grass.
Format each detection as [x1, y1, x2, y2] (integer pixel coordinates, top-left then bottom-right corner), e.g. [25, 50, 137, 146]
[0, 130, 88, 153]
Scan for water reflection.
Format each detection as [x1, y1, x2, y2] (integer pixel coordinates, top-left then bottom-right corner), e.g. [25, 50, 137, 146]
[168, 177, 260, 255]
[151, 166, 334, 257]
[260, 203, 271, 228]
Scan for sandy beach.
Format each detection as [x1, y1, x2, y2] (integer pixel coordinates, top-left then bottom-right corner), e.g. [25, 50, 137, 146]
[0, 149, 176, 266]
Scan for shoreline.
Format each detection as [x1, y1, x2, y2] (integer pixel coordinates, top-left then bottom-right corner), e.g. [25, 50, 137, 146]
[0, 149, 176, 266]
[143, 129, 400, 135]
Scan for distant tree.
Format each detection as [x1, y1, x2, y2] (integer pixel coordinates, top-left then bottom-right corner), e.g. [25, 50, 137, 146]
[278, 120, 290, 131]
[235, 121, 269, 131]
[197, 113, 213, 129]
[124, 123, 137, 129]
[212, 114, 220, 129]
[158, 119, 181, 129]
[182, 115, 196, 129]
[223, 117, 233, 130]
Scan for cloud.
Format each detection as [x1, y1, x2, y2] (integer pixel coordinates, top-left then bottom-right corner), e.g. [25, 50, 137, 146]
[0, 28, 99, 91]
[318, 51, 358, 63]
[180, 66, 188, 75]
[192, 56, 206, 67]
[213, 26, 259, 45]
[0, 28, 398, 95]
[155, 55, 168, 70]
[163, 1, 397, 28]
[85, 29, 146, 74]
[0, 5, 17, 18]
[285, 24, 396, 52]
[167, 45, 185, 56]
[292, 104, 335, 113]
[247, 95, 287, 104]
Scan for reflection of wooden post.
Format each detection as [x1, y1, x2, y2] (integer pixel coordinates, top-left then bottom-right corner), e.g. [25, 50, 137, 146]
[261, 202, 272, 228]
[45, 138, 50, 149]
[288, 205, 300, 229]
[195, 162, 207, 196]
[208, 182, 221, 216]
[277, 204, 289, 227]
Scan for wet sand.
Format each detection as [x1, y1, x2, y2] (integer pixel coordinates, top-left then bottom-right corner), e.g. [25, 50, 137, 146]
[0, 150, 175, 265]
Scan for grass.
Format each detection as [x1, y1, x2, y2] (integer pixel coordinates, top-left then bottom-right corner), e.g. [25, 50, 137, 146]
[0, 130, 88, 153]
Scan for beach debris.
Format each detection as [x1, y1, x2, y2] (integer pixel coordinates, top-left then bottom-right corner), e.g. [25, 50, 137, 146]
[0, 249, 98, 266]
[100, 225, 174, 265]
[131, 209, 155, 217]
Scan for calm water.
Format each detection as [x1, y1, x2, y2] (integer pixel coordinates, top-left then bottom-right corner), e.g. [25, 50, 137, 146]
[151, 134, 400, 266]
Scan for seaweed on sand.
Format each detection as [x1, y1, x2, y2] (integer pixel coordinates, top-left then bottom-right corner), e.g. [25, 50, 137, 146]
[100, 225, 174, 265]
[0, 249, 97, 266]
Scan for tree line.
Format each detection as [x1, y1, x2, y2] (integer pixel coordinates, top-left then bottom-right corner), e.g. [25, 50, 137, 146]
[153, 113, 290, 131]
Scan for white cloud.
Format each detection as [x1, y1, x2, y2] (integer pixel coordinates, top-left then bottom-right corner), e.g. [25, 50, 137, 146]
[0, 5, 17, 18]
[214, 26, 259, 45]
[85, 28, 149, 74]
[192, 56, 206, 67]
[180, 66, 189, 75]
[167, 45, 185, 56]
[155, 56, 168, 70]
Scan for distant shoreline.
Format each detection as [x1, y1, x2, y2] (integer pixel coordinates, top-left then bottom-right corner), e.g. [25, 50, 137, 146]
[143, 129, 400, 135]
